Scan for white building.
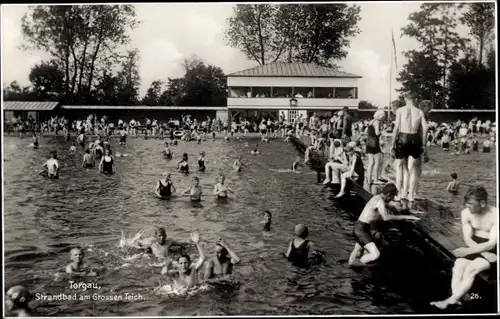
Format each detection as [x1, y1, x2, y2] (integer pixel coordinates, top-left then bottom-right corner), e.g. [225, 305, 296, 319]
[226, 62, 362, 122]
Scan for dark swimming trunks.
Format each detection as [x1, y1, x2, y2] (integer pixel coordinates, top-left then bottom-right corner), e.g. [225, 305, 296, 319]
[483, 147, 491, 153]
[84, 163, 94, 168]
[394, 132, 423, 159]
[442, 142, 450, 149]
[198, 159, 206, 172]
[464, 235, 497, 261]
[353, 221, 374, 247]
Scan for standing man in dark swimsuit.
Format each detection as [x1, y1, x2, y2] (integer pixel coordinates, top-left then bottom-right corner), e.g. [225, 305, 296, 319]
[431, 186, 497, 309]
[99, 148, 115, 175]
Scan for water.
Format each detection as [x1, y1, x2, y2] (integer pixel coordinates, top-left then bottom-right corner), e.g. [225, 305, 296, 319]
[2, 135, 492, 315]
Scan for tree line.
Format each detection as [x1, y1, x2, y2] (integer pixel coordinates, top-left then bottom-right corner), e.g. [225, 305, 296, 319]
[3, 4, 494, 109]
[397, 2, 495, 109]
[3, 5, 227, 107]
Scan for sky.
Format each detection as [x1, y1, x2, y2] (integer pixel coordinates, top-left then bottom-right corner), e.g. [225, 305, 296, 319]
[1, 2, 473, 107]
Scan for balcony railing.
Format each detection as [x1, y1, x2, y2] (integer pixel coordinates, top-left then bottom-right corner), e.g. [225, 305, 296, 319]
[227, 87, 358, 99]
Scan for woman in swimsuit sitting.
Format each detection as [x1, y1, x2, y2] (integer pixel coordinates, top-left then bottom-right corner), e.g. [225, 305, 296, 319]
[155, 172, 176, 199]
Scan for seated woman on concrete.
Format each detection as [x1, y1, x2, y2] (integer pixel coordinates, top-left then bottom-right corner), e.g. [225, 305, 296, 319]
[323, 139, 348, 185]
[334, 142, 365, 198]
[431, 186, 497, 310]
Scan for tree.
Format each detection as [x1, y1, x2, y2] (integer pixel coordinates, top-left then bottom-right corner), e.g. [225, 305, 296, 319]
[225, 3, 361, 67]
[397, 50, 444, 107]
[116, 49, 141, 105]
[461, 3, 495, 66]
[142, 80, 164, 106]
[178, 58, 227, 106]
[3, 81, 35, 101]
[358, 100, 377, 109]
[398, 3, 468, 108]
[21, 5, 139, 103]
[28, 60, 65, 101]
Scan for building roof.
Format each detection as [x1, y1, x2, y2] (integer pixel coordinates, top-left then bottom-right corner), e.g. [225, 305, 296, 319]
[227, 63, 361, 78]
[2, 101, 60, 111]
[62, 105, 227, 110]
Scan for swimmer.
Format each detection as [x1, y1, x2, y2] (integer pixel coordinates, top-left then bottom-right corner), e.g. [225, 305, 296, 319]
[99, 148, 115, 175]
[348, 183, 420, 267]
[204, 238, 241, 280]
[119, 128, 127, 145]
[77, 132, 85, 147]
[94, 142, 104, 160]
[82, 149, 95, 168]
[41, 151, 60, 179]
[213, 174, 233, 198]
[251, 144, 260, 155]
[262, 210, 272, 231]
[446, 172, 460, 194]
[161, 232, 206, 290]
[183, 176, 202, 201]
[233, 156, 249, 172]
[5, 285, 35, 317]
[32, 133, 39, 149]
[65, 247, 97, 276]
[291, 156, 304, 171]
[285, 224, 315, 267]
[163, 144, 173, 159]
[155, 172, 176, 199]
[198, 152, 206, 172]
[431, 186, 497, 310]
[69, 143, 76, 153]
[133, 227, 178, 260]
[482, 139, 492, 153]
[178, 153, 189, 174]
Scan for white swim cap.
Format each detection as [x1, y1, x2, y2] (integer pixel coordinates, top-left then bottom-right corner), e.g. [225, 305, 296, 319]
[346, 141, 357, 149]
[337, 111, 343, 116]
[373, 110, 385, 120]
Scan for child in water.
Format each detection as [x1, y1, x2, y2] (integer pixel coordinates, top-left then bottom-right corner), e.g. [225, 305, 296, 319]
[213, 173, 233, 198]
[70, 143, 76, 153]
[198, 152, 206, 172]
[66, 248, 97, 276]
[82, 149, 95, 168]
[177, 153, 189, 174]
[446, 173, 460, 194]
[5, 285, 34, 317]
[32, 133, 39, 149]
[251, 144, 260, 155]
[262, 210, 272, 231]
[163, 143, 173, 159]
[284, 224, 315, 267]
[291, 156, 304, 171]
[183, 176, 202, 201]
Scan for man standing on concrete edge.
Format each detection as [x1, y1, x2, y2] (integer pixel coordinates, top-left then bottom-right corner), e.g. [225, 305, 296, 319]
[342, 107, 354, 141]
[391, 98, 428, 202]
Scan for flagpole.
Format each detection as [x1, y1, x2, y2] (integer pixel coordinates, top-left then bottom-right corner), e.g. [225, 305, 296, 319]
[388, 29, 394, 125]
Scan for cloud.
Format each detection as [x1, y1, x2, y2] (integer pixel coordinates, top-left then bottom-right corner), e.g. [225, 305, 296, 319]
[1, 3, 471, 106]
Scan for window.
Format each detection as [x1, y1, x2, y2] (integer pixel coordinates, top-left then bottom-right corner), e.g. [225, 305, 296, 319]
[335, 87, 357, 99]
[315, 87, 334, 98]
[272, 87, 293, 98]
[252, 87, 272, 98]
[228, 87, 252, 98]
[293, 87, 314, 98]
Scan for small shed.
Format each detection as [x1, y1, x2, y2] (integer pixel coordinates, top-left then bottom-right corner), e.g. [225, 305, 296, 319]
[2, 101, 61, 122]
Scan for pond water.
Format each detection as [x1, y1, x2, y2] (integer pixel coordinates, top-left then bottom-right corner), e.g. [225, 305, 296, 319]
[3, 135, 494, 315]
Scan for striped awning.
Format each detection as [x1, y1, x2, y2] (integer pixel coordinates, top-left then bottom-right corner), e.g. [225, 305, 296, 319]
[2, 101, 60, 111]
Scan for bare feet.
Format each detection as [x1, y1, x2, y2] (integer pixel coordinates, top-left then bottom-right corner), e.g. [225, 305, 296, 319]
[335, 192, 345, 198]
[430, 298, 461, 310]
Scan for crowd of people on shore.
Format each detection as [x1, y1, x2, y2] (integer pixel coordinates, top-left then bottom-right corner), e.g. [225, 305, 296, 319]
[5, 100, 497, 316]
